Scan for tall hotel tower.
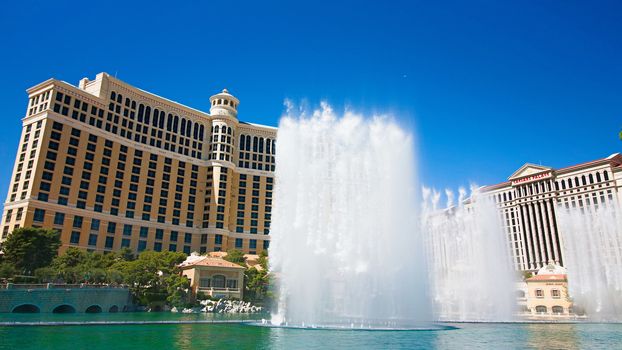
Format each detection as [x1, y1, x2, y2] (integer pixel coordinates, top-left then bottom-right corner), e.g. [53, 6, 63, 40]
[0, 73, 276, 255]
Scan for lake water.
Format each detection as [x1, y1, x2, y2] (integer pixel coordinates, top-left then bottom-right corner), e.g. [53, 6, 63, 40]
[0, 313, 620, 349]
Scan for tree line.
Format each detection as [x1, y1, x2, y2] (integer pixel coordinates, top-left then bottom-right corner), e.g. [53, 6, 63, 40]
[0, 227, 271, 309]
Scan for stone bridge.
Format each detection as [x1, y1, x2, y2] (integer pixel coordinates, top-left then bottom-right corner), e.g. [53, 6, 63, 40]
[0, 284, 132, 313]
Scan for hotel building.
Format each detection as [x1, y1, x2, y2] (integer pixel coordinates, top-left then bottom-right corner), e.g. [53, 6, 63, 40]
[0, 72, 276, 255]
[481, 153, 622, 271]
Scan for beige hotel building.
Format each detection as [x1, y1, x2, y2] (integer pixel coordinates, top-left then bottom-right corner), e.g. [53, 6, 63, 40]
[481, 153, 622, 271]
[0, 72, 276, 255]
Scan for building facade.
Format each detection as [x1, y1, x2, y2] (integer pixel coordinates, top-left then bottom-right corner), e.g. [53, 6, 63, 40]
[481, 154, 622, 271]
[1, 72, 276, 255]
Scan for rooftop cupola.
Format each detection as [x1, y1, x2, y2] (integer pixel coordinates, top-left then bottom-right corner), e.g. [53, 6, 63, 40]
[209, 88, 239, 119]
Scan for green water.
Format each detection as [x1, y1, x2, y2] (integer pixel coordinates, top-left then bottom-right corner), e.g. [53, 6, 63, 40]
[0, 313, 620, 349]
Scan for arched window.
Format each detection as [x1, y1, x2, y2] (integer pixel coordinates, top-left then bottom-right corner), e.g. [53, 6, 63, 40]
[214, 125, 220, 134]
[186, 121, 192, 137]
[159, 111, 165, 129]
[212, 275, 226, 288]
[582, 175, 587, 186]
[144, 106, 151, 124]
[116, 94, 123, 104]
[589, 174, 594, 184]
[604, 171, 609, 181]
[535, 305, 547, 314]
[227, 127, 232, 135]
[503, 193, 507, 202]
[245, 135, 251, 151]
[173, 115, 179, 133]
[167, 114, 173, 131]
[596, 172, 602, 182]
[555, 181, 559, 191]
[180, 119, 186, 136]
[259, 138, 264, 153]
[272, 140, 276, 154]
[253, 136, 258, 152]
[266, 139, 271, 154]
[153, 109, 159, 127]
[508, 192, 512, 200]
[137, 104, 144, 123]
[110, 91, 116, 100]
[552, 306, 563, 314]
[574, 177, 580, 187]
[193, 124, 199, 139]
[240, 134, 246, 149]
[567, 179, 573, 188]
[199, 125, 204, 140]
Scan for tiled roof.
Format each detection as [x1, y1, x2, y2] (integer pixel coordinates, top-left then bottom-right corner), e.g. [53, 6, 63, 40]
[181, 257, 245, 269]
[527, 274, 566, 282]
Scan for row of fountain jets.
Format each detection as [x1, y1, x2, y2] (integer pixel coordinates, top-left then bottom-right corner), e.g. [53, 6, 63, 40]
[267, 104, 622, 327]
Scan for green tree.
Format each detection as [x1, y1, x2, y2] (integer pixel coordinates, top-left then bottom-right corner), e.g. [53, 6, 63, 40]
[119, 251, 188, 307]
[2, 227, 61, 275]
[224, 249, 246, 266]
[0, 262, 17, 280]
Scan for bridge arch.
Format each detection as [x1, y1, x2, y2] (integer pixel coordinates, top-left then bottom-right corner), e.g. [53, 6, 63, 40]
[52, 304, 76, 313]
[12, 304, 40, 313]
[85, 305, 103, 313]
[108, 305, 119, 313]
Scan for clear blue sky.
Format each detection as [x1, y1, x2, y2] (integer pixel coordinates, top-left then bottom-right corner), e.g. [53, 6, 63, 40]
[0, 0, 621, 195]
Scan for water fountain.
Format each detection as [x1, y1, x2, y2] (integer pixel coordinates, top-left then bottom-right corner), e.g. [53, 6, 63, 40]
[269, 103, 431, 328]
[556, 202, 622, 321]
[421, 187, 516, 322]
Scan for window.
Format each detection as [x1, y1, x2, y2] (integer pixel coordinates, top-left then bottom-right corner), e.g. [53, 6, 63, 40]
[212, 275, 226, 288]
[552, 306, 563, 314]
[138, 240, 147, 252]
[235, 238, 243, 248]
[215, 234, 223, 245]
[170, 231, 178, 241]
[250, 239, 257, 249]
[184, 233, 192, 243]
[107, 222, 117, 234]
[140, 226, 149, 238]
[169, 244, 177, 252]
[535, 289, 544, 298]
[70, 231, 80, 244]
[54, 212, 65, 225]
[121, 238, 130, 248]
[73, 216, 83, 228]
[535, 305, 547, 314]
[123, 224, 132, 236]
[105, 236, 114, 249]
[90, 219, 100, 231]
[88, 234, 97, 246]
[33, 209, 45, 222]
[551, 289, 561, 298]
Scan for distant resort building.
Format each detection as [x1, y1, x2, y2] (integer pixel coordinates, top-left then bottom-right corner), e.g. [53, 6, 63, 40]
[481, 153, 622, 271]
[0, 73, 276, 255]
[524, 263, 572, 317]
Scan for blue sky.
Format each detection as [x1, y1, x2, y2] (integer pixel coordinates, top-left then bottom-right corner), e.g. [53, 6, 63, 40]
[0, 0, 621, 196]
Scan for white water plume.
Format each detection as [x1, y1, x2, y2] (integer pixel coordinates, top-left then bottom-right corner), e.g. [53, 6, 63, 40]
[269, 103, 430, 328]
[422, 186, 516, 321]
[557, 201, 622, 321]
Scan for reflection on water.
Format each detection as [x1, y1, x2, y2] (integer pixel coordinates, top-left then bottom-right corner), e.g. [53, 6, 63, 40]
[0, 318, 621, 349]
[525, 324, 580, 350]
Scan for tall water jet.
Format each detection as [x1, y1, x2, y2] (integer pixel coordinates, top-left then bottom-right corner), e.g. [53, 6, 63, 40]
[556, 202, 622, 321]
[269, 103, 430, 328]
[422, 187, 516, 321]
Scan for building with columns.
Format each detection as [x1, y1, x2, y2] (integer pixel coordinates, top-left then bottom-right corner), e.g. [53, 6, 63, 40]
[481, 153, 622, 271]
[0, 72, 276, 255]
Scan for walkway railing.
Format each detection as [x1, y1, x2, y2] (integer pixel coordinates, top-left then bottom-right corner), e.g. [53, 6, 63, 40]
[0, 283, 128, 290]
